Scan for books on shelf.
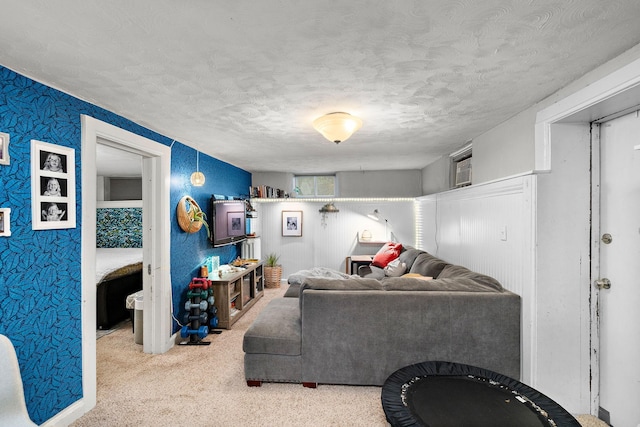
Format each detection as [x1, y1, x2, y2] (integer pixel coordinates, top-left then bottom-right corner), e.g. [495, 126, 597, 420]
[249, 185, 288, 199]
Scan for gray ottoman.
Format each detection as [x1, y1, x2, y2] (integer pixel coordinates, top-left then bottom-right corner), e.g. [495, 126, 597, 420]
[243, 297, 302, 386]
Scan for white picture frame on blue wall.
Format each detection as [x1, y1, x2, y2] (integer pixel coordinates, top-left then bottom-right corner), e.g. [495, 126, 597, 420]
[0, 208, 11, 236]
[0, 132, 9, 165]
[31, 140, 76, 230]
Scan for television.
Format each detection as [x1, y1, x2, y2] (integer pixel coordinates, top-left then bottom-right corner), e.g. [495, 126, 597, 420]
[209, 196, 247, 247]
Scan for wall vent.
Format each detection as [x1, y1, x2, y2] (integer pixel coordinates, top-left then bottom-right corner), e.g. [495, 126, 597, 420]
[450, 142, 472, 189]
[455, 157, 472, 187]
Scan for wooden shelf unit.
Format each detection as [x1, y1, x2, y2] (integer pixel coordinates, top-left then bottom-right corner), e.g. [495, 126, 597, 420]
[210, 263, 264, 329]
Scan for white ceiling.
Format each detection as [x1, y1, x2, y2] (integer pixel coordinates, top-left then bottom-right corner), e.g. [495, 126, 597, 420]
[2, 1, 640, 174]
[96, 144, 141, 177]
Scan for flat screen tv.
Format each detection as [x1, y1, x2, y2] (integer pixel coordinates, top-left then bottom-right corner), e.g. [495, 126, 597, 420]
[209, 197, 247, 247]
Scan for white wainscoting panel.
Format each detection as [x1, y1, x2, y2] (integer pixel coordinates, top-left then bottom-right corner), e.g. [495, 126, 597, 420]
[418, 174, 536, 384]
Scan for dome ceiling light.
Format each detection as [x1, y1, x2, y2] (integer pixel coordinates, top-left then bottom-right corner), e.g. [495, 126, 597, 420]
[312, 112, 363, 144]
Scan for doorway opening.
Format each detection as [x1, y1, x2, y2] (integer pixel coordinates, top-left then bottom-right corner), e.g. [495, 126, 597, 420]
[95, 143, 143, 339]
[80, 116, 173, 413]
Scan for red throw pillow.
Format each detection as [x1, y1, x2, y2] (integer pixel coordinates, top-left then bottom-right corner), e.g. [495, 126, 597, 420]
[371, 242, 403, 268]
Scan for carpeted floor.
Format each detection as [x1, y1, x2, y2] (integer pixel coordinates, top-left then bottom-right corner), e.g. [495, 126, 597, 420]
[96, 320, 130, 340]
[73, 286, 608, 427]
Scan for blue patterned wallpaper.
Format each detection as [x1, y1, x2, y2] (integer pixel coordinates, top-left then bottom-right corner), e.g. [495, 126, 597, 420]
[169, 141, 250, 329]
[0, 65, 251, 423]
[96, 208, 143, 248]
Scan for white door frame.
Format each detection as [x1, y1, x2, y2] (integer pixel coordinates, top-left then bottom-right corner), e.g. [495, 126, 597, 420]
[589, 122, 602, 414]
[536, 57, 640, 414]
[79, 116, 173, 415]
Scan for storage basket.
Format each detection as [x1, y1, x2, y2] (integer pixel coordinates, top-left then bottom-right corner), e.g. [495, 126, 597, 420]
[264, 266, 282, 288]
[176, 195, 203, 233]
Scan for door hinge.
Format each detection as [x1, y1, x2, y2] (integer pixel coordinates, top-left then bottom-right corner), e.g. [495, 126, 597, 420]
[595, 278, 611, 289]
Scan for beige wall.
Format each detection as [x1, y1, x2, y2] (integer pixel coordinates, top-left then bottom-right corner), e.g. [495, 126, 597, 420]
[252, 170, 422, 197]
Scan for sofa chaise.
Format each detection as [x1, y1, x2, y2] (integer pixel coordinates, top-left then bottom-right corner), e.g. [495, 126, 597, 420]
[242, 246, 521, 387]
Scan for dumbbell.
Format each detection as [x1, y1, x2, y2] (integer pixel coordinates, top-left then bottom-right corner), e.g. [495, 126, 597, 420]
[180, 325, 208, 339]
[208, 305, 217, 316]
[207, 295, 215, 306]
[183, 312, 208, 324]
[184, 300, 208, 311]
[187, 289, 208, 299]
[209, 316, 219, 329]
[189, 278, 210, 290]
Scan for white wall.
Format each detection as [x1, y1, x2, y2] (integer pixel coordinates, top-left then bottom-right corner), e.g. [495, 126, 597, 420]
[253, 199, 416, 277]
[473, 110, 537, 182]
[534, 123, 592, 413]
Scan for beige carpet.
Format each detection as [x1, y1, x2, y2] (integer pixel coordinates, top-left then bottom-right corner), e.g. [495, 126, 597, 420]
[72, 286, 608, 427]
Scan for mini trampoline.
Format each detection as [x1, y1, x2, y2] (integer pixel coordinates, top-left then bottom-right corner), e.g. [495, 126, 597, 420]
[381, 361, 581, 427]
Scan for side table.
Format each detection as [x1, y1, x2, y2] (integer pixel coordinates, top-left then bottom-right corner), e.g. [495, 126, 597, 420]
[345, 255, 374, 275]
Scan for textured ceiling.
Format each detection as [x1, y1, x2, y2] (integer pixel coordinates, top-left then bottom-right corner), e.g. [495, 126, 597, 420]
[2, 1, 640, 174]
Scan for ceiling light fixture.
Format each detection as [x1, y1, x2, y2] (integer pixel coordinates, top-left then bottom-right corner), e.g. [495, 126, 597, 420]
[190, 150, 205, 186]
[312, 112, 363, 144]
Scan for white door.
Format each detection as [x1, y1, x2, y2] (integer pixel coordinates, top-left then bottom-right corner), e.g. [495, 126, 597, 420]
[598, 111, 640, 427]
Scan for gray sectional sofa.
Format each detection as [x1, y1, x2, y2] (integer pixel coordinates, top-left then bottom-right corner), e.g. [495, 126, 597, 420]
[243, 247, 521, 387]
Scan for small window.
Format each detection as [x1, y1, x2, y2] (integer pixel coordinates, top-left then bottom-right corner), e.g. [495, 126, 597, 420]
[294, 175, 336, 197]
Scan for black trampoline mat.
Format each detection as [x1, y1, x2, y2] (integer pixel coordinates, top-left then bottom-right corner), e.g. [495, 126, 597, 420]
[381, 361, 581, 427]
[406, 376, 547, 427]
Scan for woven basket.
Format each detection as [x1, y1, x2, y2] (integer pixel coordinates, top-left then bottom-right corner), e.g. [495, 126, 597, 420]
[264, 266, 282, 288]
[176, 195, 203, 233]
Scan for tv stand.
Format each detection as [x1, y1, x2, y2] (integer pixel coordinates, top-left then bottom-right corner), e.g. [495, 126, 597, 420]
[209, 263, 264, 329]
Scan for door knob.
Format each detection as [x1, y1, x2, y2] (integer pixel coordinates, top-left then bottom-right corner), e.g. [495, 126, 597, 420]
[595, 278, 611, 289]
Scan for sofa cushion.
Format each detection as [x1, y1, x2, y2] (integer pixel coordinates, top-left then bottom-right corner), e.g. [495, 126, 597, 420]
[357, 264, 385, 280]
[397, 247, 425, 271]
[371, 242, 403, 268]
[299, 277, 384, 310]
[287, 267, 353, 286]
[283, 283, 301, 297]
[437, 264, 503, 291]
[381, 276, 503, 292]
[299, 277, 384, 292]
[408, 253, 449, 278]
[243, 298, 301, 356]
